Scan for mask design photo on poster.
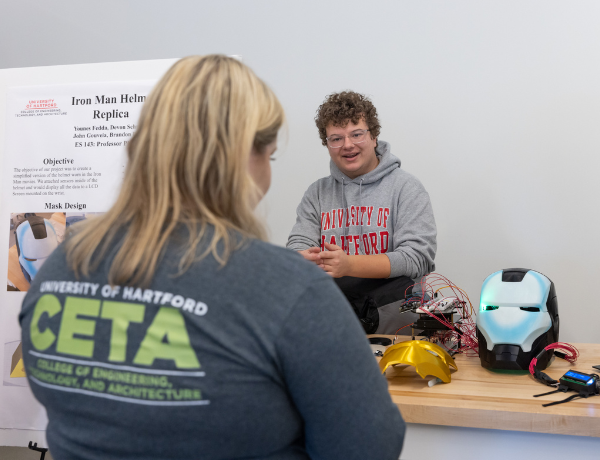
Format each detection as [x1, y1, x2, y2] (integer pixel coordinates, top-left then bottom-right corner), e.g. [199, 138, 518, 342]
[7, 212, 103, 292]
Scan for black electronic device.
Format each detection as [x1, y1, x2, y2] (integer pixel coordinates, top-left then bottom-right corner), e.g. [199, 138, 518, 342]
[528, 343, 600, 407]
[534, 370, 599, 407]
[413, 312, 454, 334]
[559, 370, 599, 396]
[396, 295, 464, 353]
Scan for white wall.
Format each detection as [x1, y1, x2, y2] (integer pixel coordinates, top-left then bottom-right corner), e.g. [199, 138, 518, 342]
[1, 1, 599, 345]
[1, 1, 600, 455]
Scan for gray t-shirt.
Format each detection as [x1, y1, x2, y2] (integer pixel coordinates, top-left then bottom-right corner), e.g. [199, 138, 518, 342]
[20, 230, 405, 459]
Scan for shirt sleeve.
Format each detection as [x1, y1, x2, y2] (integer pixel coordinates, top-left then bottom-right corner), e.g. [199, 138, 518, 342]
[275, 277, 406, 460]
[286, 184, 322, 251]
[385, 179, 437, 279]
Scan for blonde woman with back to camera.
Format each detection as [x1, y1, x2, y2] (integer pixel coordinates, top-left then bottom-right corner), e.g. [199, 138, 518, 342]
[19, 55, 405, 459]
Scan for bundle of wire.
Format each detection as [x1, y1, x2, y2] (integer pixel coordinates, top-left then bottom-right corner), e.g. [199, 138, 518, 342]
[398, 273, 479, 356]
[528, 342, 579, 376]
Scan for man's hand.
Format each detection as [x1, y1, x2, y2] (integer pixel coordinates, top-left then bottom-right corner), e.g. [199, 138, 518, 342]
[320, 242, 351, 278]
[299, 247, 323, 267]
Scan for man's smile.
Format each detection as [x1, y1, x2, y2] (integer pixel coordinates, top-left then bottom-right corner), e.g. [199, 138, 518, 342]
[325, 119, 378, 178]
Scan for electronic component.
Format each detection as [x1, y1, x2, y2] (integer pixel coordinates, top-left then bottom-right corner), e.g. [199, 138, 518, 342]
[396, 273, 478, 357]
[560, 370, 599, 396]
[530, 343, 599, 407]
[534, 369, 599, 407]
[416, 297, 459, 314]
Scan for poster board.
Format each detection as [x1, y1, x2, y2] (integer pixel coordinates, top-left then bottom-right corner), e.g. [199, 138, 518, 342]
[0, 58, 178, 445]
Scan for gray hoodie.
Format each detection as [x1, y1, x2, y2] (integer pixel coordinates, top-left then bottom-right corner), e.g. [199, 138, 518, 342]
[287, 140, 436, 280]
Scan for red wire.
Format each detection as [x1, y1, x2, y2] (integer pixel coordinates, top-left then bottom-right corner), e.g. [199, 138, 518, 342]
[528, 342, 579, 375]
[404, 273, 479, 356]
[410, 274, 575, 364]
[394, 323, 415, 335]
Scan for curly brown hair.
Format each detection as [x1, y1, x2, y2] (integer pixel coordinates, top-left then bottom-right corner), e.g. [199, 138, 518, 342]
[315, 91, 381, 146]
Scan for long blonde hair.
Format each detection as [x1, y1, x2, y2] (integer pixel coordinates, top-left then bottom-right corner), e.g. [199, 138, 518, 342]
[66, 55, 284, 286]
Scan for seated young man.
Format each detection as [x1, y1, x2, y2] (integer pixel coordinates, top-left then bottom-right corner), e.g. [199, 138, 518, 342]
[287, 91, 437, 334]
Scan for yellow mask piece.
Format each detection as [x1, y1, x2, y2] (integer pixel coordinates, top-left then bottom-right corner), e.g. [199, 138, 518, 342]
[379, 340, 458, 383]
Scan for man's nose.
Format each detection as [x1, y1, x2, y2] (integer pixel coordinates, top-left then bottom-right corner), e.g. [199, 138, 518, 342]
[343, 136, 354, 149]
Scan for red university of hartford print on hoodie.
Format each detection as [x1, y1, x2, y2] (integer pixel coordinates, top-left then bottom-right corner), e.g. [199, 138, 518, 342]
[320, 205, 391, 255]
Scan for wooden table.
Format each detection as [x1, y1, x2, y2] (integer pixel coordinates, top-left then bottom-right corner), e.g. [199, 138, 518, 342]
[373, 336, 600, 438]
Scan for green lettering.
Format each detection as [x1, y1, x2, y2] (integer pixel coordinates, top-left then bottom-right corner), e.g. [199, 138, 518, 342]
[30, 294, 62, 351]
[101, 301, 145, 362]
[82, 378, 105, 391]
[56, 296, 100, 358]
[133, 307, 200, 369]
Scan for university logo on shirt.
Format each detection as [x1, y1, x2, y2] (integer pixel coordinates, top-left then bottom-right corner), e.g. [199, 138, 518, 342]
[320, 206, 390, 255]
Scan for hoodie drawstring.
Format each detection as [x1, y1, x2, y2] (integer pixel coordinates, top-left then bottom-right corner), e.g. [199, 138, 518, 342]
[359, 179, 364, 255]
[342, 178, 348, 243]
[337, 178, 364, 254]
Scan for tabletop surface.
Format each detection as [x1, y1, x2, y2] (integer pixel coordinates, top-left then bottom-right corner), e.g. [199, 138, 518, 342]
[372, 335, 600, 437]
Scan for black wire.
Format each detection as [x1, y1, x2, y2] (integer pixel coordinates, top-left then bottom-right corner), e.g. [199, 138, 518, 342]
[533, 388, 563, 398]
[542, 394, 582, 407]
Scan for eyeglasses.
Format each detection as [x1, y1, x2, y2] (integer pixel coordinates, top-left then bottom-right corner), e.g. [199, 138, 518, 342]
[325, 129, 370, 148]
